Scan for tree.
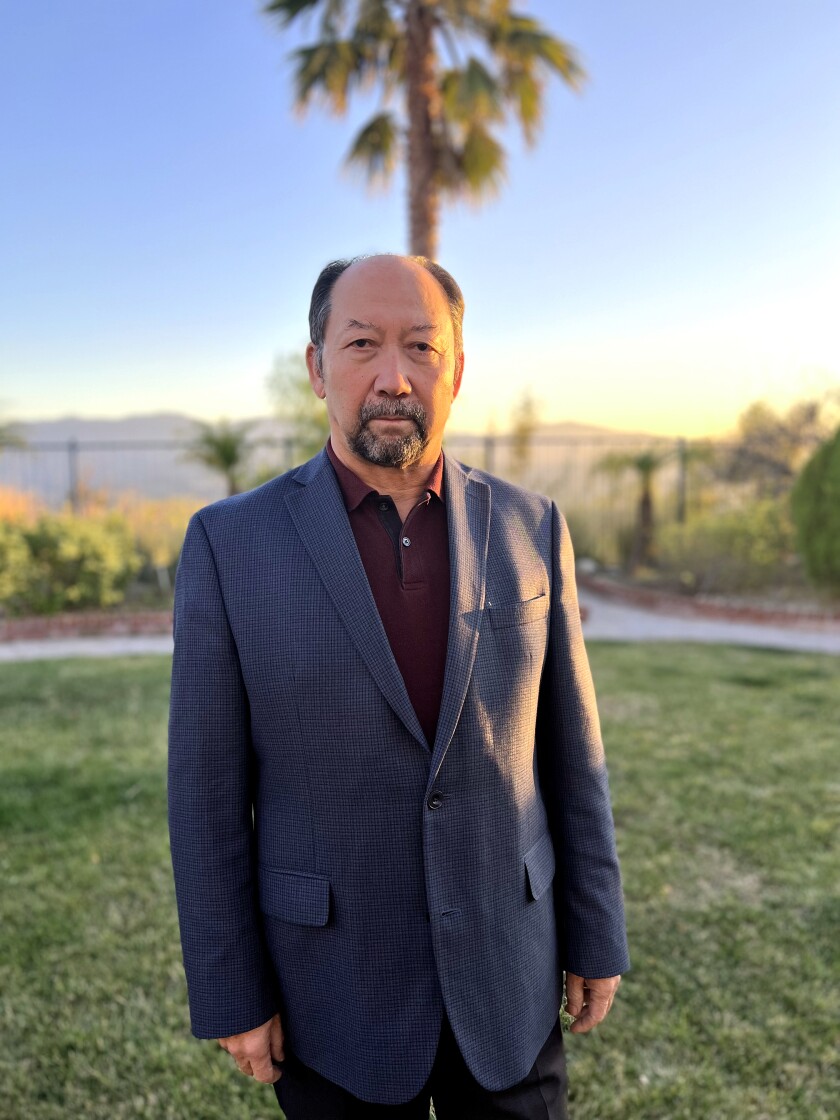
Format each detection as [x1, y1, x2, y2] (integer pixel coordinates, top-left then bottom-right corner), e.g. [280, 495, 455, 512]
[265, 0, 584, 258]
[595, 449, 672, 572]
[182, 419, 257, 497]
[508, 388, 539, 481]
[790, 426, 840, 590]
[0, 420, 25, 453]
[266, 352, 331, 463]
[720, 397, 837, 498]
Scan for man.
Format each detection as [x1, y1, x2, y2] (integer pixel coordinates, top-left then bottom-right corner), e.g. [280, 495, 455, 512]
[168, 254, 629, 1118]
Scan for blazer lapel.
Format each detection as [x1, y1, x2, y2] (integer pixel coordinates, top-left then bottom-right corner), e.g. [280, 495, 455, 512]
[285, 451, 428, 751]
[429, 458, 491, 784]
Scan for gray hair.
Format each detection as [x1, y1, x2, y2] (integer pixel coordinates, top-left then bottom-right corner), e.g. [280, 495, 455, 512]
[308, 254, 465, 374]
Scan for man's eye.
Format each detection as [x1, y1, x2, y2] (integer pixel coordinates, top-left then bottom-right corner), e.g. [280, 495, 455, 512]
[350, 339, 371, 348]
[412, 342, 433, 353]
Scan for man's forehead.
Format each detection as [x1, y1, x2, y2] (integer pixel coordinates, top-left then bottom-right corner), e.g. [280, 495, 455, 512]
[332, 258, 447, 308]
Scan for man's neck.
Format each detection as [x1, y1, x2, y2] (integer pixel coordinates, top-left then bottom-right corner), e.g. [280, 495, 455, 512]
[328, 434, 443, 520]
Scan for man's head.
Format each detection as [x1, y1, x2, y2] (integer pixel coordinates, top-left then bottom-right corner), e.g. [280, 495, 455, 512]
[305, 254, 465, 470]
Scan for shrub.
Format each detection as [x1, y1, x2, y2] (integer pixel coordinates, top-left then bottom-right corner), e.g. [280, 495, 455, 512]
[0, 512, 143, 616]
[0, 484, 44, 525]
[790, 427, 840, 590]
[0, 521, 30, 610]
[111, 493, 197, 591]
[658, 499, 798, 594]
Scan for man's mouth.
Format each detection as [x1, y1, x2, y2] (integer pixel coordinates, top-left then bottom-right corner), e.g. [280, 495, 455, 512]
[367, 415, 415, 425]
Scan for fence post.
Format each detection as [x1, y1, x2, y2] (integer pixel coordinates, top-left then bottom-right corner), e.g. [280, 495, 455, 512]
[67, 438, 80, 512]
[676, 437, 687, 523]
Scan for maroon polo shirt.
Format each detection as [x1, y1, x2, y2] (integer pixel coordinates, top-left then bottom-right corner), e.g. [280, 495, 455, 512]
[325, 439, 450, 747]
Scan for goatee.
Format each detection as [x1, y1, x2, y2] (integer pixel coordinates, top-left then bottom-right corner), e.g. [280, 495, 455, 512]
[349, 400, 429, 468]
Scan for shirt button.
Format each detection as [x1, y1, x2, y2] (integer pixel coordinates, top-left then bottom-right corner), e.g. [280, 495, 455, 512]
[379, 501, 389, 511]
[402, 536, 411, 547]
[427, 790, 444, 809]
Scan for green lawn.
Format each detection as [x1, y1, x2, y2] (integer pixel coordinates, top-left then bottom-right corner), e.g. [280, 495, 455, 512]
[1, 645, 838, 1119]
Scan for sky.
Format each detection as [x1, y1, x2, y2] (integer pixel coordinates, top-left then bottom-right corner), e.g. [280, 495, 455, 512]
[1, 0, 838, 437]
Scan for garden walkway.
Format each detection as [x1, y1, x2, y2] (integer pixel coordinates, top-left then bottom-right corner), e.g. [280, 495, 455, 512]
[2, 588, 840, 661]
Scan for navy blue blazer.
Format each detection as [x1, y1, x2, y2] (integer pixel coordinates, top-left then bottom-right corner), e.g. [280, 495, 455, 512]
[168, 448, 629, 1105]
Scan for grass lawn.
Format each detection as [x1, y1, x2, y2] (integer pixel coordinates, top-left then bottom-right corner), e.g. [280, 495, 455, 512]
[0, 644, 838, 1119]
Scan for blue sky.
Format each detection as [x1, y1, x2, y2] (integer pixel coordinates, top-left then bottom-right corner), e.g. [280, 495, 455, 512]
[1, 0, 838, 436]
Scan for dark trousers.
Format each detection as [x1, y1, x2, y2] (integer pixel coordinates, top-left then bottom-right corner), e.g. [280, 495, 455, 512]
[274, 1013, 568, 1119]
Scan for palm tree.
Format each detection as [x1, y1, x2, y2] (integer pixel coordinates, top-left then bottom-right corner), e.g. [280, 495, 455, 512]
[265, 0, 584, 258]
[183, 419, 257, 497]
[596, 449, 673, 572]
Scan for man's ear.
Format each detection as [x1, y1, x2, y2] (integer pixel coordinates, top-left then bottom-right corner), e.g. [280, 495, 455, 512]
[306, 343, 326, 400]
[452, 352, 465, 401]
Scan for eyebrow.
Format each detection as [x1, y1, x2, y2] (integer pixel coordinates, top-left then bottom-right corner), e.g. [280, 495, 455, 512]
[340, 319, 442, 336]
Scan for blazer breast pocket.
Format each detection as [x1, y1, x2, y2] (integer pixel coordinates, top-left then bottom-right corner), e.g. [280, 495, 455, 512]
[487, 593, 549, 630]
[258, 867, 331, 926]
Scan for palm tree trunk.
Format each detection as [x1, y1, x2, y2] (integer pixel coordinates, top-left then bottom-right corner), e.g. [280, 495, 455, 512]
[634, 481, 655, 569]
[405, 0, 439, 259]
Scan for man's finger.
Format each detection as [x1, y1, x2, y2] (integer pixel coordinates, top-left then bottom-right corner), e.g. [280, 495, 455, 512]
[568, 975, 621, 1033]
[570, 990, 612, 1033]
[250, 1050, 282, 1084]
[235, 1058, 254, 1076]
[564, 972, 586, 1018]
[269, 1015, 285, 1065]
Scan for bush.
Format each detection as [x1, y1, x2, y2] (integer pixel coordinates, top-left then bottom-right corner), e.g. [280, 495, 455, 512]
[0, 512, 142, 616]
[0, 521, 31, 610]
[791, 427, 840, 590]
[658, 499, 798, 594]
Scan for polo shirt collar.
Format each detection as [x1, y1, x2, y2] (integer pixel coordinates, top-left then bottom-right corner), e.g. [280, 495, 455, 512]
[325, 438, 445, 512]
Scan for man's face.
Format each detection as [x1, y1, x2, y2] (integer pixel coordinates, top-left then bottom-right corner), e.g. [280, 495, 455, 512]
[306, 256, 463, 469]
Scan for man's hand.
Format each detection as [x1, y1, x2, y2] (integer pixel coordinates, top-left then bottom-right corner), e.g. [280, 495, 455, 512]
[217, 1013, 285, 1084]
[565, 973, 621, 1034]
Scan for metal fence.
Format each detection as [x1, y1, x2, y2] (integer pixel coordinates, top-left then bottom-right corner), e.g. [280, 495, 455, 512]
[0, 432, 702, 566]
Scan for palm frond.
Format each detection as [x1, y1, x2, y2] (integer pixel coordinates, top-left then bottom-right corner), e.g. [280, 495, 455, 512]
[440, 57, 503, 124]
[504, 68, 541, 143]
[264, 0, 333, 30]
[440, 121, 506, 198]
[494, 14, 585, 89]
[291, 37, 378, 113]
[345, 111, 399, 185]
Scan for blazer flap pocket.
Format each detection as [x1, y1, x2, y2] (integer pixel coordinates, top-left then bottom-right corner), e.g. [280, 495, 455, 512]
[488, 593, 549, 630]
[258, 868, 331, 926]
[524, 832, 556, 901]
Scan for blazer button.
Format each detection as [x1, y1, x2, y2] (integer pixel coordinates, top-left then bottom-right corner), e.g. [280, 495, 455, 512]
[427, 790, 444, 809]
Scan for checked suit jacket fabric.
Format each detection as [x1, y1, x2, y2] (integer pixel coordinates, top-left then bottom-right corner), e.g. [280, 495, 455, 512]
[167, 448, 630, 1106]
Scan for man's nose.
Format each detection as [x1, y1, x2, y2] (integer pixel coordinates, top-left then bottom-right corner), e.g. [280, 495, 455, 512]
[372, 347, 412, 396]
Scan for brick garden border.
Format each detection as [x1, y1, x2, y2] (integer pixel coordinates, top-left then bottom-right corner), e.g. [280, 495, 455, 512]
[3, 577, 840, 642]
[0, 609, 173, 643]
[577, 573, 840, 630]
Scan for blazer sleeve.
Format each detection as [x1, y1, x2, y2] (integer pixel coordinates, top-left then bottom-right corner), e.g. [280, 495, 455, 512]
[167, 512, 277, 1038]
[536, 502, 631, 979]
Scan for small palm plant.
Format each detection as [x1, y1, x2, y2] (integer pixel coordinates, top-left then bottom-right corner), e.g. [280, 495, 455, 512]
[183, 419, 257, 497]
[596, 449, 672, 572]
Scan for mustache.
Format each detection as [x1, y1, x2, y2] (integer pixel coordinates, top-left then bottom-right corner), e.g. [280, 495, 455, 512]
[359, 400, 426, 426]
